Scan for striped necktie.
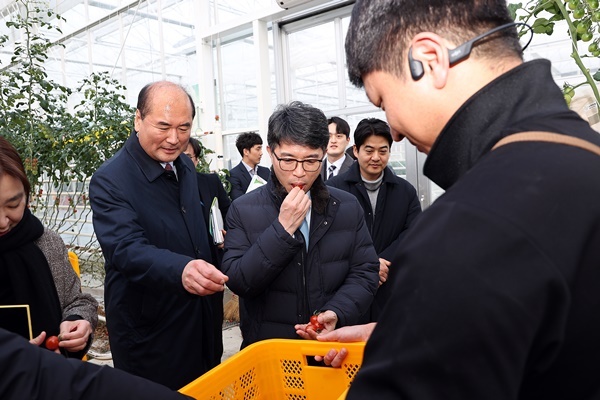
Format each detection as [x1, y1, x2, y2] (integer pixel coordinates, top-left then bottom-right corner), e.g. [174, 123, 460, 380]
[327, 165, 337, 180]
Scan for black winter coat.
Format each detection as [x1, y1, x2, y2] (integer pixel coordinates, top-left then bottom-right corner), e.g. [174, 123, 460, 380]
[327, 163, 421, 321]
[347, 60, 600, 400]
[90, 134, 215, 390]
[222, 172, 379, 348]
[0, 328, 190, 400]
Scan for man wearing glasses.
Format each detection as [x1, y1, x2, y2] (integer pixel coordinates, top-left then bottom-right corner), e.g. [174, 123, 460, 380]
[221, 101, 379, 348]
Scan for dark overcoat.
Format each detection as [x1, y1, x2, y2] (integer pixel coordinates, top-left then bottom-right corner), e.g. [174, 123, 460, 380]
[90, 133, 214, 390]
[0, 328, 190, 399]
[348, 60, 600, 400]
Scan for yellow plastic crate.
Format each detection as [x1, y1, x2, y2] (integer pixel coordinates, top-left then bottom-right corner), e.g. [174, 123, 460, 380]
[179, 339, 365, 400]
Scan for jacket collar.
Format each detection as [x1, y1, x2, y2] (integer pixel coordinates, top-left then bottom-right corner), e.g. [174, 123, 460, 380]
[267, 168, 330, 214]
[124, 132, 193, 182]
[424, 59, 573, 190]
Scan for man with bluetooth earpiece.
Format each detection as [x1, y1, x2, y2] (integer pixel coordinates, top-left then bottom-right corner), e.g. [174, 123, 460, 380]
[309, 1, 600, 399]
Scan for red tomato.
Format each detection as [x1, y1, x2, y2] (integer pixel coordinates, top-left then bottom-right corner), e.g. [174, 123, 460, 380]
[45, 335, 59, 350]
[309, 314, 324, 332]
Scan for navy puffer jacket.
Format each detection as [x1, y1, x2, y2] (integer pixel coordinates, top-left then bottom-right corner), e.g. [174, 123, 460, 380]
[222, 173, 379, 347]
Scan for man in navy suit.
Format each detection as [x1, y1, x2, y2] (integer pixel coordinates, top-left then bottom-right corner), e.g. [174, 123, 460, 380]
[321, 116, 354, 182]
[90, 81, 228, 390]
[227, 132, 270, 200]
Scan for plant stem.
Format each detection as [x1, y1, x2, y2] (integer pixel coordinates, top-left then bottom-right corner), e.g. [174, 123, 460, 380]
[554, 0, 600, 107]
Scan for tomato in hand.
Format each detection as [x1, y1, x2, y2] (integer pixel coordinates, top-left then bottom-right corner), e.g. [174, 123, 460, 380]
[45, 335, 59, 350]
[309, 313, 324, 332]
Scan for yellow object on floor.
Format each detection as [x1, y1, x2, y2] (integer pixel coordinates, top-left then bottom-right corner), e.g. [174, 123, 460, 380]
[67, 251, 87, 362]
[179, 339, 365, 400]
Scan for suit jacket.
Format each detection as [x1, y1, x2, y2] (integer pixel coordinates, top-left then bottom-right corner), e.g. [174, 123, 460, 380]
[321, 154, 354, 182]
[90, 133, 215, 390]
[227, 161, 270, 200]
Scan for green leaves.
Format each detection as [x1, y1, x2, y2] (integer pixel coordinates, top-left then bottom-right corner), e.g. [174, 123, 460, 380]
[0, 0, 133, 236]
[510, 0, 600, 108]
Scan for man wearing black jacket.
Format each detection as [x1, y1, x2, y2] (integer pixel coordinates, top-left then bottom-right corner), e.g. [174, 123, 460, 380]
[327, 118, 421, 322]
[313, 1, 600, 399]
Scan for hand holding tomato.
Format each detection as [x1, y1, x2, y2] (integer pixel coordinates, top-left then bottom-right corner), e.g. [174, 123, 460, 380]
[295, 310, 338, 340]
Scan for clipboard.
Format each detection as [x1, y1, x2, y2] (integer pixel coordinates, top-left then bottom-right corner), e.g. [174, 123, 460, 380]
[0, 304, 33, 340]
[209, 197, 225, 245]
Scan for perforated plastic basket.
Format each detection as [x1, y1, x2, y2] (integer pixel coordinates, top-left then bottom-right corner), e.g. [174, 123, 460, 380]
[179, 339, 365, 400]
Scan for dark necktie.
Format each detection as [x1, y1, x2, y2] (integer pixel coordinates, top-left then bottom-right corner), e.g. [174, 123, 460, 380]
[327, 165, 337, 180]
[164, 163, 177, 181]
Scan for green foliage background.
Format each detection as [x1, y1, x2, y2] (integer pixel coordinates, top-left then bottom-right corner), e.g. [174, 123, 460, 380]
[510, 0, 600, 105]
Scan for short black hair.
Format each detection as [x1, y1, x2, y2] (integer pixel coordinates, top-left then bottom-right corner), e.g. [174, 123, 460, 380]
[268, 101, 329, 151]
[354, 118, 393, 149]
[235, 132, 263, 157]
[346, 0, 522, 87]
[188, 137, 202, 158]
[327, 116, 351, 139]
[137, 81, 196, 120]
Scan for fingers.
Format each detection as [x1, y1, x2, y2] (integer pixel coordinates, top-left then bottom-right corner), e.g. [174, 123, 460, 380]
[30, 331, 46, 346]
[279, 187, 311, 234]
[379, 258, 390, 285]
[323, 348, 348, 368]
[182, 260, 229, 296]
[59, 320, 92, 352]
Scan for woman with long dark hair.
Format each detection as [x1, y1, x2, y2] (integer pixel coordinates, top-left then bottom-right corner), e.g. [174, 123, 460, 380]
[0, 136, 97, 359]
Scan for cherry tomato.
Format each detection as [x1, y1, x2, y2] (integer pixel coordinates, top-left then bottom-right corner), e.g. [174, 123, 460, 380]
[573, 7, 586, 19]
[582, 32, 594, 42]
[45, 335, 59, 350]
[568, 0, 579, 10]
[309, 314, 324, 332]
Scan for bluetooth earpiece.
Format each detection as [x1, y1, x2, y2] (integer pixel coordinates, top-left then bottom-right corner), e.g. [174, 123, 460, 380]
[407, 22, 533, 82]
[408, 47, 424, 81]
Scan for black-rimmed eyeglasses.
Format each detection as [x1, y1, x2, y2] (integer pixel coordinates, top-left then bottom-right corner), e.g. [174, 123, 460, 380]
[272, 151, 323, 172]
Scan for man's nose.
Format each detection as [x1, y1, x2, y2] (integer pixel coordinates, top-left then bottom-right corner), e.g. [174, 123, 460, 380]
[293, 162, 306, 176]
[166, 128, 179, 143]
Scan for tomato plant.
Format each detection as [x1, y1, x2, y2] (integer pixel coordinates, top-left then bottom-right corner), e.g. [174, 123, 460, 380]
[509, 0, 600, 107]
[45, 335, 59, 350]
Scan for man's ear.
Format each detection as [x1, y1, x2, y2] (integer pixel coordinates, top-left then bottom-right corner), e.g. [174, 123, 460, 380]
[408, 32, 450, 89]
[353, 144, 358, 158]
[134, 109, 142, 132]
[266, 145, 272, 156]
